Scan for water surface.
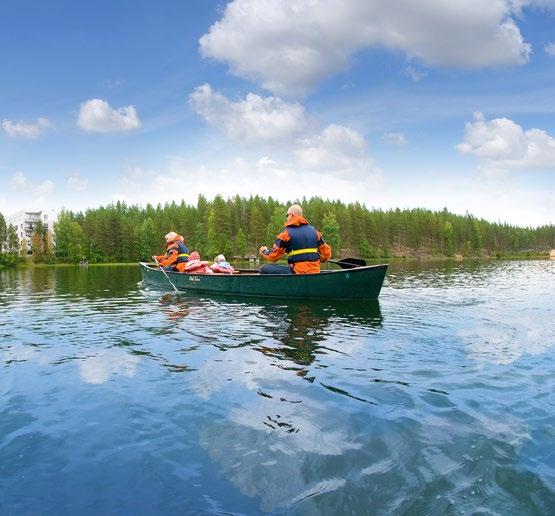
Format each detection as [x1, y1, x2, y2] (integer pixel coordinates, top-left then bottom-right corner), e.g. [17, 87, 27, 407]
[1, 261, 553, 514]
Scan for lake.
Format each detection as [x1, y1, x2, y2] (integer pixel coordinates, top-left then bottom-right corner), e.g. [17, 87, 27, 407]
[0, 260, 553, 515]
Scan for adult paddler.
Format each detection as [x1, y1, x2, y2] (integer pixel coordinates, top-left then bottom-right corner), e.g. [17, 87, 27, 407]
[258, 204, 331, 274]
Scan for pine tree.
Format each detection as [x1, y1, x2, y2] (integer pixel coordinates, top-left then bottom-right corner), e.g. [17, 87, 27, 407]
[442, 221, 454, 257]
[359, 239, 371, 258]
[138, 217, 155, 260]
[249, 205, 266, 251]
[235, 228, 248, 258]
[471, 219, 483, 255]
[206, 196, 232, 259]
[322, 212, 340, 256]
[7, 224, 19, 254]
[206, 208, 219, 259]
[0, 212, 6, 253]
[10, 196, 551, 264]
[0, 224, 19, 265]
[54, 212, 85, 263]
[265, 207, 286, 244]
[192, 221, 207, 255]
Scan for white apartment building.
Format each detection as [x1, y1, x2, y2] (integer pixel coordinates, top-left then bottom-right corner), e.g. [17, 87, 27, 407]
[6, 209, 58, 254]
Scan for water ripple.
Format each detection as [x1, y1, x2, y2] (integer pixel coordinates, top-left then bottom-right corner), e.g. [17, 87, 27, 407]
[0, 261, 553, 514]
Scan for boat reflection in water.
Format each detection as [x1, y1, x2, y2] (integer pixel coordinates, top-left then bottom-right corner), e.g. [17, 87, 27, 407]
[148, 291, 386, 512]
[251, 297, 383, 383]
[152, 291, 384, 384]
[5, 263, 551, 513]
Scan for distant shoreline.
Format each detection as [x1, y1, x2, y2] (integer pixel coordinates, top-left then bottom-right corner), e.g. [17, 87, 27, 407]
[2, 253, 550, 269]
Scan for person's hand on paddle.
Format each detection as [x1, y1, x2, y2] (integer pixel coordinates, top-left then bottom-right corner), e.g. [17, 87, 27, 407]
[259, 245, 268, 256]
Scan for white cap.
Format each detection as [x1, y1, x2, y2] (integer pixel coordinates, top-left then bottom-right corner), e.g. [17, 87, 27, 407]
[165, 231, 178, 242]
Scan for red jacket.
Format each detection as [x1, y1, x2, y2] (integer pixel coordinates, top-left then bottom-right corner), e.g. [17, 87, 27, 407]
[261, 215, 332, 274]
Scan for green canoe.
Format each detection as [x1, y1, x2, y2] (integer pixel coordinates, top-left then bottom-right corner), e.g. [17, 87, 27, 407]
[139, 262, 387, 300]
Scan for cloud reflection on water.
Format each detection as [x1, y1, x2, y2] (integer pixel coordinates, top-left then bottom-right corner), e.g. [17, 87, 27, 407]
[79, 350, 139, 385]
[2, 262, 553, 514]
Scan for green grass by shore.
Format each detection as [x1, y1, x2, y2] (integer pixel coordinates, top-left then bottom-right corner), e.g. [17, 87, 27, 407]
[366, 252, 550, 261]
[16, 262, 138, 267]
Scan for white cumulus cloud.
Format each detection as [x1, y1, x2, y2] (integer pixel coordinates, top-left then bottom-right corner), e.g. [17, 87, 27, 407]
[545, 42, 555, 56]
[382, 132, 408, 146]
[66, 173, 89, 192]
[188, 85, 381, 181]
[199, 0, 535, 95]
[2, 117, 50, 138]
[115, 153, 383, 214]
[457, 111, 555, 175]
[77, 99, 141, 133]
[10, 171, 55, 196]
[296, 124, 382, 180]
[405, 66, 427, 82]
[188, 84, 308, 142]
[511, 0, 555, 13]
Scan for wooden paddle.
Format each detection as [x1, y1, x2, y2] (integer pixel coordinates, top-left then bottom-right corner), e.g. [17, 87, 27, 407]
[328, 257, 367, 269]
[154, 257, 179, 292]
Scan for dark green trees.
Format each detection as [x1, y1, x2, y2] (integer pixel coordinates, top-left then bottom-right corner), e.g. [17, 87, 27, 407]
[0, 213, 21, 265]
[0, 222, 21, 266]
[1, 198, 551, 265]
[442, 221, 454, 257]
[0, 213, 6, 254]
[322, 212, 340, 254]
[54, 211, 85, 263]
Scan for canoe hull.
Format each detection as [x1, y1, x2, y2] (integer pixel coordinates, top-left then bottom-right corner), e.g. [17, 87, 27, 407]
[140, 262, 387, 300]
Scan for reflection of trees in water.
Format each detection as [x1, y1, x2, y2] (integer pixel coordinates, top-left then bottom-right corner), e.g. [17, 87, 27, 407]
[135, 293, 384, 386]
[0, 266, 57, 296]
[254, 299, 383, 381]
[2, 265, 142, 300]
[260, 304, 330, 372]
[51, 266, 141, 298]
[385, 259, 523, 290]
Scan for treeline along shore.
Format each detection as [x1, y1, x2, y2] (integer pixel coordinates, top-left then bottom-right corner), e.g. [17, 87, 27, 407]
[0, 195, 553, 265]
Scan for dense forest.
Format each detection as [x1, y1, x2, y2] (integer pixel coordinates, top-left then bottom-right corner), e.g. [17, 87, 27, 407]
[0, 195, 553, 264]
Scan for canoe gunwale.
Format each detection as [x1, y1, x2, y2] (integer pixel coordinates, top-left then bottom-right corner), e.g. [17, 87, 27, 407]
[139, 262, 387, 276]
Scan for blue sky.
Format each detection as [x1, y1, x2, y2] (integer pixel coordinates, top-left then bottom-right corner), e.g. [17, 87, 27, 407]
[1, 0, 554, 226]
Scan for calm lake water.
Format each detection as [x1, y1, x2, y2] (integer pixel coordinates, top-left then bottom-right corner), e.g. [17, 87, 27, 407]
[0, 261, 553, 515]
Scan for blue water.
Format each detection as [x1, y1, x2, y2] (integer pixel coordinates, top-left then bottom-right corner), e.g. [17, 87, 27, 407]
[0, 261, 553, 515]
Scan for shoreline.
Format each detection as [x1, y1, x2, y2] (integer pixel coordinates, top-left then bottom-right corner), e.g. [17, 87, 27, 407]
[1, 253, 550, 269]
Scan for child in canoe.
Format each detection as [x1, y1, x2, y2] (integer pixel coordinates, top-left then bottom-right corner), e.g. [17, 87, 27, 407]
[210, 254, 236, 274]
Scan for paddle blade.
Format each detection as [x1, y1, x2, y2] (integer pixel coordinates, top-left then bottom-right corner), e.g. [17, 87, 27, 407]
[338, 257, 367, 267]
[328, 257, 367, 269]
